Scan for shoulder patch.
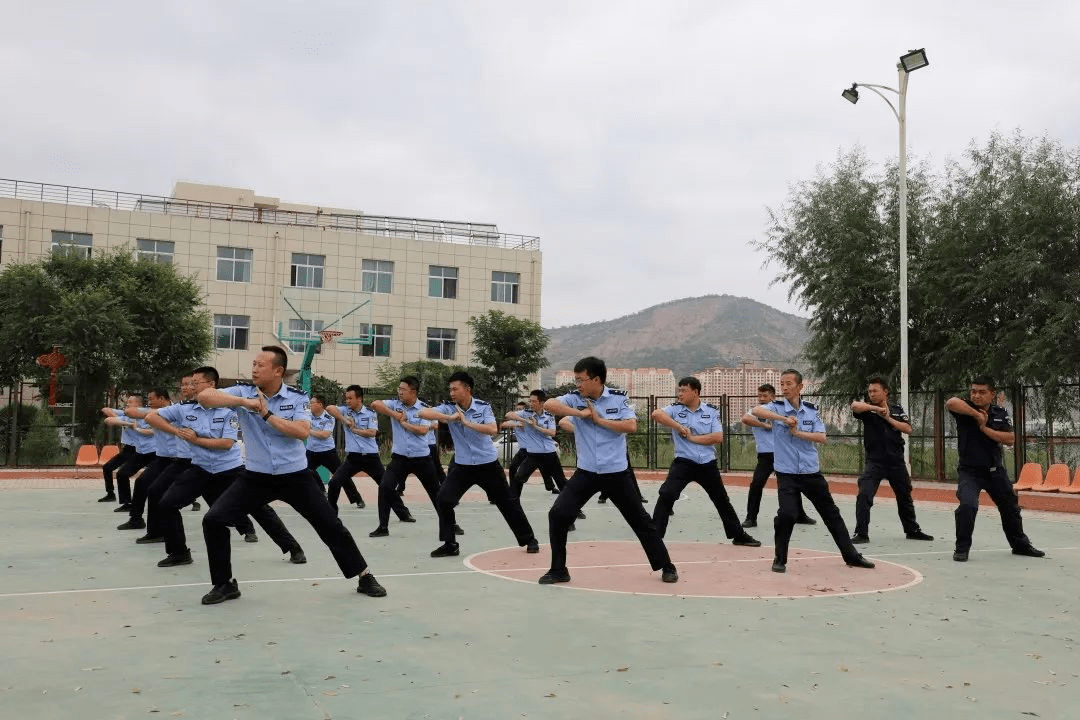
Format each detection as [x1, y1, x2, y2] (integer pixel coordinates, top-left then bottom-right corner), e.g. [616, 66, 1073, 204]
[609, 388, 627, 396]
[473, 399, 490, 406]
[803, 400, 817, 410]
[671, 402, 686, 408]
[705, 402, 719, 410]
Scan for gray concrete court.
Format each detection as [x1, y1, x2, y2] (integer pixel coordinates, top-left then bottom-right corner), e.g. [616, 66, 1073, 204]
[1, 476, 1077, 720]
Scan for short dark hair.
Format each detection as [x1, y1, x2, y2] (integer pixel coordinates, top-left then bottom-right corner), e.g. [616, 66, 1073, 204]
[448, 371, 474, 390]
[867, 376, 889, 392]
[126, 391, 144, 403]
[678, 377, 701, 393]
[971, 375, 996, 390]
[148, 387, 170, 401]
[758, 383, 775, 394]
[192, 366, 219, 386]
[574, 356, 606, 384]
[311, 393, 328, 405]
[262, 345, 288, 370]
[345, 384, 364, 399]
[781, 369, 803, 384]
[530, 389, 547, 402]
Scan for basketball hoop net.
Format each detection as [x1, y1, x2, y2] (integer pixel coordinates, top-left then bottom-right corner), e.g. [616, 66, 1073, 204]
[318, 329, 343, 344]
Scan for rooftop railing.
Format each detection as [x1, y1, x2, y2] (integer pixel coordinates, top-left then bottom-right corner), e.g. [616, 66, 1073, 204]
[0, 178, 540, 251]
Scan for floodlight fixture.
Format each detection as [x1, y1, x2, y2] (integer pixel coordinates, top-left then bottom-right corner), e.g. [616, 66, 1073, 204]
[841, 83, 860, 104]
[899, 48, 929, 73]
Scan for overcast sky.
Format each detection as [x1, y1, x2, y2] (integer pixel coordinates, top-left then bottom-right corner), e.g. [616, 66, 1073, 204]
[4, 1, 1077, 328]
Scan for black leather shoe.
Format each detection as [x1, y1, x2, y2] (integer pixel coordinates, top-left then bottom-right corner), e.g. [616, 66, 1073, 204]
[526, 539, 540, 554]
[355, 499, 366, 509]
[244, 532, 258, 543]
[796, 515, 817, 525]
[157, 552, 193, 567]
[368, 526, 389, 537]
[399, 512, 416, 523]
[906, 531, 934, 541]
[201, 580, 241, 605]
[732, 535, 762, 547]
[1012, 545, 1045, 558]
[851, 534, 869, 544]
[741, 518, 757, 528]
[576, 510, 587, 520]
[953, 550, 968, 562]
[846, 555, 876, 569]
[135, 534, 164, 544]
[661, 565, 679, 583]
[97, 494, 116, 502]
[568, 522, 576, 532]
[538, 568, 571, 584]
[289, 548, 307, 564]
[117, 518, 145, 530]
[190, 501, 201, 511]
[771, 560, 786, 573]
[453, 524, 464, 536]
[597, 497, 607, 504]
[114, 503, 132, 513]
[430, 542, 460, 557]
[357, 573, 387, 597]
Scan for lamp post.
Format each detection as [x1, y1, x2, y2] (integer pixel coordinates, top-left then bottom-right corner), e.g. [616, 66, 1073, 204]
[841, 48, 929, 469]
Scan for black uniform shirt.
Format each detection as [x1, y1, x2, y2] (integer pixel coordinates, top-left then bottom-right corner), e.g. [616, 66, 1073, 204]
[950, 399, 1011, 468]
[854, 401, 908, 465]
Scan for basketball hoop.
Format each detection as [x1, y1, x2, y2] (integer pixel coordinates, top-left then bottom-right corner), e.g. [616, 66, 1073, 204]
[318, 329, 343, 344]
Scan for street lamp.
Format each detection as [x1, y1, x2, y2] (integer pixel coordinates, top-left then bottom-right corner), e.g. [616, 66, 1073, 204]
[841, 48, 929, 468]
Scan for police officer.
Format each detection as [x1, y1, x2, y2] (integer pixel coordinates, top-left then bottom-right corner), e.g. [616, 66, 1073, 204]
[99, 395, 142, 503]
[651, 377, 761, 546]
[541, 356, 677, 585]
[504, 401, 533, 489]
[370, 376, 444, 538]
[141, 375, 199, 543]
[850, 376, 933, 544]
[105, 396, 157, 513]
[115, 388, 180, 535]
[751, 369, 875, 573]
[506, 390, 570, 497]
[196, 346, 386, 605]
[420, 371, 540, 558]
[306, 393, 337, 496]
[147, 366, 305, 568]
[946, 376, 1044, 562]
[740, 383, 815, 528]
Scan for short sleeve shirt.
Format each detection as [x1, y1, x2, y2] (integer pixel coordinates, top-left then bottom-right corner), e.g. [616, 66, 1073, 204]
[157, 403, 242, 474]
[513, 410, 558, 454]
[661, 402, 722, 464]
[951, 399, 1011, 468]
[853, 402, 909, 464]
[433, 399, 498, 465]
[556, 387, 635, 473]
[222, 383, 312, 474]
[338, 405, 379, 454]
[750, 422, 774, 454]
[113, 410, 138, 446]
[150, 405, 182, 459]
[307, 412, 336, 453]
[382, 398, 432, 458]
[765, 398, 825, 474]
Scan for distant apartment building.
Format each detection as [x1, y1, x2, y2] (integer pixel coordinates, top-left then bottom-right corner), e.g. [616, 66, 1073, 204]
[0, 179, 541, 389]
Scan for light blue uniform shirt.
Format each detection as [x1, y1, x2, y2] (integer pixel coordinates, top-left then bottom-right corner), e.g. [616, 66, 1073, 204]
[307, 412, 336, 453]
[661, 402, 722, 464]
[382, 398, 432, 458]
[157, 402, 242, 474]
[751, 422, 775, 454]
[557, 388, 635, 473]
[338, 405, 379, 454]
[764, 398, 825, 474]
[129, 415, 157, 455]
[113, 410, 139, 446]
[433, 399, 498, 465]
[512, 410, 558, 454]
[171, 400, 198, 460]
[222, 383, 312, 475]
[150, 404, 182, 458]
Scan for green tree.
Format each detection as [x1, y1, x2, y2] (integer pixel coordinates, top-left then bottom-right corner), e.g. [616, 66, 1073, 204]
[310, 374, 346, 404]
[467, 310, 549, 416]
[373, 359, 474, 405]
[0, 247, 213, 442]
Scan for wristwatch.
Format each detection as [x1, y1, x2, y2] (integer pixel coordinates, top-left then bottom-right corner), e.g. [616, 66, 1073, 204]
[262, 409, 273, 421]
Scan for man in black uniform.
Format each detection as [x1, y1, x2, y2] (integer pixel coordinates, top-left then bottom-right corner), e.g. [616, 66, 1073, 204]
[850, 376, 933, 544]
[946, 376, 1044, 562]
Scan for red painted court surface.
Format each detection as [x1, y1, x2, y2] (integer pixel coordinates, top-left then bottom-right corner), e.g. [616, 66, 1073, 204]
[467, 540, 921, 598]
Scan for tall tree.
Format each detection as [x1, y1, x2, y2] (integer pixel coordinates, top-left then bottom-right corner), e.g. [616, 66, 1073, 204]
[467, 310, 549, 416]
[0, 247, 212, 441]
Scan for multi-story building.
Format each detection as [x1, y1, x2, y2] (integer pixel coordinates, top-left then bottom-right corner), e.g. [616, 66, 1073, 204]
[0, 179, 541, 387]
[694, 365, 787, 420]
[631, 368, 677, 399]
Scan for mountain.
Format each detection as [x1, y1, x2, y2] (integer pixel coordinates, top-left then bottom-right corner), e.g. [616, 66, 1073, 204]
[542, 295, 809, 384]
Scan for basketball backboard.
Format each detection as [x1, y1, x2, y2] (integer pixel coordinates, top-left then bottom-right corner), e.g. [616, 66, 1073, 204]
[273, 287, 373, 353]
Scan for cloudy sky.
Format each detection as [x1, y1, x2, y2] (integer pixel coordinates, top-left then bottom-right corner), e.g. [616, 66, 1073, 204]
[4, 1, 1077, 328]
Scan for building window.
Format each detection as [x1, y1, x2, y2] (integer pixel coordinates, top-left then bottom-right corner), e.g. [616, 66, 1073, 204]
[361, 259, 394, 294]
[51, 231, 92, 259]
[491, 271, 520, 304]
[213, 314, 249, 350]
[426, 327, 457, 360]
[136, 239, 175, 265]
[428, 265, 458, 299]
[290, 253, 325, 288]
[359, 323, 392, 357]
[287, 318, 323, 354]
[216, 247, 252, 282]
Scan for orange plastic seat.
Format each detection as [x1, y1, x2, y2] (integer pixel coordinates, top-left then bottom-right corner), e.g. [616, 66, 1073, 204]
[1013, 463, 1043, 491]
[1060, 466, 1080, 495]
[1030, 463, 1070, 492]
[97, 445, 120, 465]
[74, 445, 99, 477]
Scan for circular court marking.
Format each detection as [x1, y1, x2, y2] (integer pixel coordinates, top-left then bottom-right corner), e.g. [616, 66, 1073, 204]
[465, 541, 923, 599]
